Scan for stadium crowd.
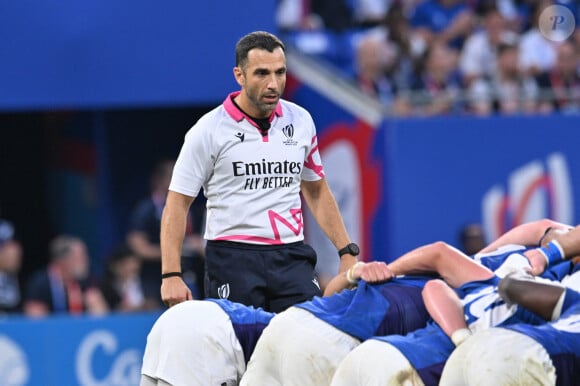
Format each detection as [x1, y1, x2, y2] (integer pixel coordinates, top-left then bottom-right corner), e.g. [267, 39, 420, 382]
[0, 160, 205, 318]
[277, 0, 580, 116]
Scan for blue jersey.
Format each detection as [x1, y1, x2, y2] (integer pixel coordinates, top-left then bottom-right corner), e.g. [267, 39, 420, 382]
[542, 261, 576, 281]
[373, 276, 546, 385]
[295, 276, 431, 340]
[207, 299, 275, 363]
[504, 289, 580, 386]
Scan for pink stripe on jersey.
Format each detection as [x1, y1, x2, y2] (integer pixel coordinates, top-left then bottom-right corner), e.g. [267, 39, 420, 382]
[303, 135, 325, 178]
[269, 208, 303, 240]
[212, 208, 304, 244]
[213, 235, 285, 245]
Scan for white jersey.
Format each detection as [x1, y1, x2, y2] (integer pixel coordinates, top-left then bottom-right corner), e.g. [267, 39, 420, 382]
[170, 92, 325, 244]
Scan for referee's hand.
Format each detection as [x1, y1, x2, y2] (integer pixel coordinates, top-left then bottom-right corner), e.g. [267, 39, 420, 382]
[161, 277, 193, 307]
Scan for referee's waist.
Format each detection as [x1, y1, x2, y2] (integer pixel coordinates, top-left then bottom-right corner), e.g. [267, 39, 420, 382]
[206, 240, 304, 250]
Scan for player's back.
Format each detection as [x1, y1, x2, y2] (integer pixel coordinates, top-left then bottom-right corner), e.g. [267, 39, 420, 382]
[295, 276, 431, 340]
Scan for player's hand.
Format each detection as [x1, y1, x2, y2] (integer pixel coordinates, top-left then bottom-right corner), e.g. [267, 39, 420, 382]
[525, 248, 548, 276]
[355, 261, 394, 283]
[161, 277, 193, 307]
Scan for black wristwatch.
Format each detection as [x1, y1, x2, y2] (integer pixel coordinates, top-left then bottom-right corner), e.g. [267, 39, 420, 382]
[338, 242, 360, 258]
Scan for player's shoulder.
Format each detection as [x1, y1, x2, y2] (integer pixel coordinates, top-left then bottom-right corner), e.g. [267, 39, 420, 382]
[279, 99, 313, 120]
[184, 104, 231, 138]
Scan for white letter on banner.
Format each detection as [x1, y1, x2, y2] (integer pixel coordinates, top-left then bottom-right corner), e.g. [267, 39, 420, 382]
[76, 329, 141, 386]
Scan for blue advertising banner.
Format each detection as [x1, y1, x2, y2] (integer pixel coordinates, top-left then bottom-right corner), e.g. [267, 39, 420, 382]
[383, 115, 579, 260]
[0, 1, 276, 110]
[0, 313, 159, 385]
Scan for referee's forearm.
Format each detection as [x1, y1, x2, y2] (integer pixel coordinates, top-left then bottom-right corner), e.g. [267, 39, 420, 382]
[160, 192, 193, 273]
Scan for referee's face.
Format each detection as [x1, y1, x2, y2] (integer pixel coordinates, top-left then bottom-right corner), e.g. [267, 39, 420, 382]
[234, 47, 286, 118]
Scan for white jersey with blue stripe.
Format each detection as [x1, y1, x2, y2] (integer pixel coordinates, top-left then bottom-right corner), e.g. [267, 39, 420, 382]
[207, 299, 275, 363]
[472, 244, 529, 271]
[504, 288, 580, 386]
[295, 276, 432, 340]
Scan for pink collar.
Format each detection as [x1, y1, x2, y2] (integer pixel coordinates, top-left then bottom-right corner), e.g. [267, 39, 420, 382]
[223, 91, 283, 126]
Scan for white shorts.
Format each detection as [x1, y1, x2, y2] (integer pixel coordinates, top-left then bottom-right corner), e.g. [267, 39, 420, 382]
[141, 300, 246, 386]
[331, 339, 424, 386]
[440, 328, 556, 386]
[240, 307, 360, 386]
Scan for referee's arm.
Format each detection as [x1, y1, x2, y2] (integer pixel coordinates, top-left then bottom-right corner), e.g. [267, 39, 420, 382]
[160, 190, 194, 306]
[301, 179, 358, 274]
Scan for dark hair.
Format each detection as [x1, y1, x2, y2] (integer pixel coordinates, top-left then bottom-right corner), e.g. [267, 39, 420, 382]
[108, 244, 136, 264]
[235, 31, 285, 68]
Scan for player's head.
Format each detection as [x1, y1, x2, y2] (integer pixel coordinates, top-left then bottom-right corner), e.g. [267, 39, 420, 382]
[233, 31, 286, 118]
[235, 31, 285, 69]
[49, 235, 90, 281]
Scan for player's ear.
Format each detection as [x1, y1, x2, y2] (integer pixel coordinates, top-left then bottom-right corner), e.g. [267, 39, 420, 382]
[233, 66, 244, 87]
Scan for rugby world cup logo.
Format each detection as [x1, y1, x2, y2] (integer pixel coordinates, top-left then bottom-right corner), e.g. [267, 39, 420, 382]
[482, 152, 574, 241]
[217, 283, 230, 299]
[282, 124, 298, 146]
[282, 123, 294, 139]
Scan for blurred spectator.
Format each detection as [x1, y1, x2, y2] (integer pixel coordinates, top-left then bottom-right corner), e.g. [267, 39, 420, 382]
[276, 0, 324, 31]
[382, 2, 423, 90]
[535, 40, 580, 114]
[99, 245, 153, 312]
[354, 34, 399, 103]
[276, 0, 355, 32]
[468, 41, 538, 114]
[410, 0, 475, 49]
[353, 33, 413, 115]
[352, 0, 393, 28]
[518, 0, 557, 77]
[127, 159, 205, 306]
[310, 0, 355, 31]
[474, 0, 534, 33]
[459, 3, 518, 86]
[406, 42, 463, 115]
[24, 235, 108, 317]
[458, 223, 486, 255]
[0, 220, 22, 315]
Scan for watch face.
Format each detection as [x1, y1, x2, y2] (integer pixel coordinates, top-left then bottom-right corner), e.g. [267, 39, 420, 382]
[349, 243, 360, 255]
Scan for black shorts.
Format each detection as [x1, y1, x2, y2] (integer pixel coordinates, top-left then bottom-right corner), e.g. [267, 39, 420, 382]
[204, 240, 322, 313]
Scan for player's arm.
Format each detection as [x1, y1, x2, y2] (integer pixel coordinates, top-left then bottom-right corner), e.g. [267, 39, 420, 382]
[527, 224, 580, 275]
[422, 279, 472, 346]
[478, 218, 571, 254]
[387, 241, 493, 288]
[160, 190, 194, 306]
[498, 271, 567, 321]
[301, 178, 357, 274]
[322, 261, 394, 296]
